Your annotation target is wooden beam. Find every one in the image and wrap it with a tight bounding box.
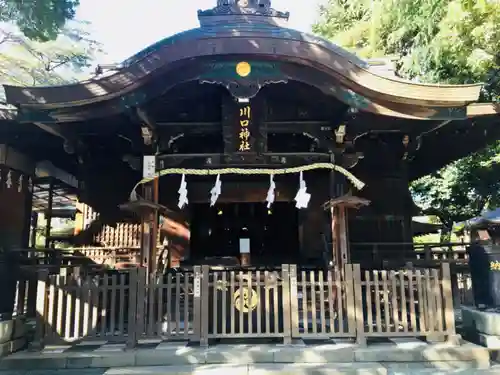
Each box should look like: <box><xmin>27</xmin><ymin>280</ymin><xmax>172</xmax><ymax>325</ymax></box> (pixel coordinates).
<box><xmin>44</xmin><ymin>178</ymin><xmax>54</xmax><ymax>248</ymax></box>
<box><xmin>156</xmin><ymin>121</ymin><xmax>331</xmax><ymax>132</ymax></box>
<box><xmin>32</xmin><ymin>122</ymin><xmax>80</xmax><ymax>155</ymax></box>
<box><xmin>221</xmin><ymin>94</ymin><xmax>235</xmax><ymax>153</ymax></box>
<box><xmin>329</xmin><ymin>153</ymin><xmax>338</xmax><ymax>268</ymax></box>
<box><xmin>150</xmin><ymin>176</ymin><xmax>159</xmax><ymax>274</ymax></box>
<box><xmin>140</xmin><ymin>184</ymin><xmax>154</xmax><ymax>273</ymax></box>
<box><xmin>338</xmin><ymin>205</ymin><xmax>349</xmax><ymax>266</ymax></box>
<box><xmin>136</xmin><ymin>108</ymin><xmax>157</xmax><ymax>131</ymax></box>
<box><xmin>156</xmin><ymin>152</ymin><xmax>332</xmax><ymax>169</ymax></box>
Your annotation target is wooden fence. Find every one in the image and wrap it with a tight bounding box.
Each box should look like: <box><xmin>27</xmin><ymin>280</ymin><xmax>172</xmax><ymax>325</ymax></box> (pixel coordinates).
<box><xmin>350</xmin><ymin>242</ymin><xmax>473</xmax><ymax>307</ymax></box>
<box><xmin>358</xmin><ymin>265</ymin><xmax>456</xmax><ymax>341</ymax></box>
<box><xmin>22</xmin><ymin>263</ymin><xmax>457</xmax><ymax>348</ymax></box>
<box><xmin>201</xmin><ymin>267</ymin><xmax>289</xmax><ymax>341</ymax></box>
<box><xmin>9</xmin><ymin>243</ymin><xmax>474</xmax><ymax>307</ymax></box>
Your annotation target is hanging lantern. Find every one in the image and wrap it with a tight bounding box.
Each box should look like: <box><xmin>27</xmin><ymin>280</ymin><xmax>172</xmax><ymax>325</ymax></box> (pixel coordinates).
<box><xmin>210</xmin><ymin>174</ymin><xmax>222</xmax><ymax>207</ymax></box>
<box><xmin>177</xmin><ymin>174</ymin><xmax>188</xmax><ymax>209</ymax></box>
<box><xmin>294</xmin><ymin>171</ymin><xmax>311</xmax><ymax>209</ymax></box>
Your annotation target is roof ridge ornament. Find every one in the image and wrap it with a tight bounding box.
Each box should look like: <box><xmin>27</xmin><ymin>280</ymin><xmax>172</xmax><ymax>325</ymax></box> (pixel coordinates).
<box><xmin>198</xmin><ymin>0</ymin><xmax>290</xmax><ymax>27</ymax></box>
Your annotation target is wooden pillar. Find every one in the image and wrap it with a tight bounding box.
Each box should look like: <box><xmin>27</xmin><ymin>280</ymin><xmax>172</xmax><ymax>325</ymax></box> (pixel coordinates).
<box><xmin>329</xmin><ymin>154</ymin><xmax>338</xmax><ymax>268</ymax></box>
<box><xmin>138</xmin><ymin>179</ymin><xmax>160</xmax><ymax>275</ymax></box>
<box><xmin>140</xmin><ymin>184</ymin><xmax>153</xmax><ymax>272</ymax></box>
<box><xmin>22</xmin><ymin>175</ymin><xmax>33</xmax><ymax>248</ymax></box>
<box><xmin>73</xmin><ymin>202</ymin><xmax>85</xmax><ymax>235</ymax></box>
<box><xmin>150</xmin><ymin>176</ymin><xmax>159</xmax><ymax>274</ymax></box>
<box><xmin>338</xmin><ymin>205</ymin><xmax>350</xmax><ymax>265</ymax></box>
<box><xmin>44</xmin><ymin>178</ymin><xmax>54</xmax><ymax>248</ymax></box>
<box><xmin>29</xmin><ymin>212</ymin><xmax>38</xmax><ymax>248</ymax></box>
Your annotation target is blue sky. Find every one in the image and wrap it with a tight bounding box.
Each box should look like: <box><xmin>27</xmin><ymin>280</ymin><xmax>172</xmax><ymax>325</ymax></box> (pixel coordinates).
<box><xmin>76</xmin><ymin>0</ymin><xmax>324</xmax><ymax>64</ymax></box>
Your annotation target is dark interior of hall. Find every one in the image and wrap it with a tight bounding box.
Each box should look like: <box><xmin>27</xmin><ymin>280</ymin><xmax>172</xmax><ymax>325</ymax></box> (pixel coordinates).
<box><xmin>189</xmin><ymin>202</ymin><xmax>299</xmax><ymax>266</ymax></box>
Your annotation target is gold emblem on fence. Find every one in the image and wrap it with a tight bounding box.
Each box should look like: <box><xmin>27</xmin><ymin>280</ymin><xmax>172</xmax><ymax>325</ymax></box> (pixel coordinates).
<box><xmin>490</xmin><ymin>261</ymin><xmax>500</xmax><ymax>271</ymax></box>
<box><xmin>233</xmin><ymin>287</ymin><xmax>258</xmax><ymax>313</ymax></box>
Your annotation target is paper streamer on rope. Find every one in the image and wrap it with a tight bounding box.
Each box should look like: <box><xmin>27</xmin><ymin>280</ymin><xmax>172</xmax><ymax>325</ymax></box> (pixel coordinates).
<box><xmin>294</xmin><ymin>171</ymin><xmax>311</xmax><ymax>209</ymax></box>
<box><xmin>177</xmin><ymin>174</ymin><xmax>188</xmax><ymax>209</ymax></box>
<box><xmin>6</xmin><ymin>171</ymin><xmax>12</xmax><ymax>189</ymax></box>
<box><xmin>129</xmin><ymin>163</ymin><xmax>365</xmax><ymax>202</ymax></box>
<box><xmin>18</xmin><ymin>175</ymin><xmax>23</xmax><ymax>193</ymax></box>
<box><xmin>265</xmin><ymin>174</ymin><xmax>276</xmax><ymax>208</ymax></box>
<box><xmin>210</xmin><ymin>174</ymin><xmax>222</xmax><ymax>206</ymax></box>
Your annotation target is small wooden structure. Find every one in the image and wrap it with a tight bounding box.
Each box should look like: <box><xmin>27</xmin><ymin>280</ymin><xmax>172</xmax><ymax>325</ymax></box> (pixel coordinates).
<box><xmin>323</xmin><ymin>194</ymin><xmax>370</xmax><ymax>268</ymax></box>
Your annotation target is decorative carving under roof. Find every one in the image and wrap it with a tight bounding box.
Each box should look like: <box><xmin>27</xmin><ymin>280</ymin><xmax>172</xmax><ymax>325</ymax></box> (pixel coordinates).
<box><xmin>198</xmin><ymin>0</ymin><xmax>290</xmax><ymax>27</ymax></box>
<box><xmin>323</xmin><ymin>195</ymin><xmax>371</xmax><ymax>210</ymax></box>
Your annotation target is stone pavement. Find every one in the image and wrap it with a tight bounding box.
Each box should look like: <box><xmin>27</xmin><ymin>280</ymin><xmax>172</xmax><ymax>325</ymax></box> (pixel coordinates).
<box><xmin>0</xmin><ymin>363</ymin><xmax>500</xmax><ymax>375</ymax></box>
<box><xmin>0</xmin><ymin>338</ymin><xmax>495</xmax><ymax>374</ymax></box>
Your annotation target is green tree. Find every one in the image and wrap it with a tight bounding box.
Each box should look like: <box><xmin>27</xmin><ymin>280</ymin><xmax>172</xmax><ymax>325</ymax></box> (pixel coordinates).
<box><xmin>411</xmin><ymin>141</ymin><xmax>500</xmax><ymax>235</ymax></box>
<box><xmin>313</xmin><ymin>0</ymin><xmax>500</xmax><ymax>100</ymax></box>
<box><xmin>313</xmin><ymin>0</ymin><xmax>500</xmax><ymax>234</ymax></box>
<box><xmin>0</xmin><ymin>21</ymin><xmax>102</xmax><ymax>87</ymax></box>
<box><xmin>0</xmin><ymin>0</ymin><xmax>80</xmax><ymax>41</ymax></box>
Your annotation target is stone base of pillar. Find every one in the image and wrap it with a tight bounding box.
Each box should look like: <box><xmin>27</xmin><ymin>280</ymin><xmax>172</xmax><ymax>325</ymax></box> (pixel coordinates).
<box><xmin>462</xmin><ymin>305</ymin><xmax>500</xmax><ymax>351</ymax></box>
<box><xmin>0</xmin><ymin>317</ymin><xmax>27</xmax><ymax>357</ymax></box>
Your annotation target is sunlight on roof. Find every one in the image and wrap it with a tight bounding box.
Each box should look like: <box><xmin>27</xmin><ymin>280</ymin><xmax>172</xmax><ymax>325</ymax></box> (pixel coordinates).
<box><xmin>76</xmin><ymin>0</ymin><xmax>325</xmax><ymax>65</ymax></box>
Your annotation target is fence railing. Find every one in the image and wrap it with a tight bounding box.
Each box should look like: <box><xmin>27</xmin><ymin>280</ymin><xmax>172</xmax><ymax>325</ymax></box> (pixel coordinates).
<box><xmin>21</xmin><ymin>262</ymin><xmax>457</xmax><ymax>349</ymax></box>
<box><xmin>350</xmin><ymin>242</ymin><xmax>469</xmax><ymax>266</ymax></box>
<box><xmin>357</xmin><ymin>266</ymin><xmax>455</xmax><ymax>341</ymax></box>
<box><xmin>349</xmin><ymin>242</ymin><xmax>473</xmax><ymax>307</ymax></box>
<box><xmin>201</xmin><ymin>267</ymin><xmax>290</xmax><ymax>341</ymax></box>
<box><xmin>289</xmin><ymin>265</ymin><xmax>357</xmax><ymax>339</ymax></box>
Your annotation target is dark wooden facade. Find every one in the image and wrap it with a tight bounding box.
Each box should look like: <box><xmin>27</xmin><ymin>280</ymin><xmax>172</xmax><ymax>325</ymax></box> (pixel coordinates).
<box><xmin>0</xmin><ymin>0</ymin><xmax>499</xmax><ymax>270</ymax></box>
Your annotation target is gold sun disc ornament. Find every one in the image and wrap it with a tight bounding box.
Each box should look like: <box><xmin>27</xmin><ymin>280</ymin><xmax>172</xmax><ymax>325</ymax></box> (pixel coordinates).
<box><xmin>236</xmin><ymin>61</ymin><xmax>251</xmax><ymax>77</ymax></box>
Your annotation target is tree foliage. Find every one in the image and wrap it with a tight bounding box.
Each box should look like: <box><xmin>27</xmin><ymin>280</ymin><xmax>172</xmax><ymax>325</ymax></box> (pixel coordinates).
<box><xmin>313</xmin><ymin>0</ymin><xmax>500</xmax><ymax>229</ymax></box>
<box><xmin>0</xmin><ymin>0</ymin><xmax>80</xmax><ymax>41</ymax></box>
<box><xmin>314</xmin><ymin>0</ymin><xmax>500</xmax><ymax>100</ymax></box>
<box><xmin>411</xmin><ymin>142</ymin><xmax>500</xmax><ymax>228</ymax></box>
<box><xmin>0</xmin><ymin>21</ymin><xmax>102</xmax><ymax>89</ymax></box>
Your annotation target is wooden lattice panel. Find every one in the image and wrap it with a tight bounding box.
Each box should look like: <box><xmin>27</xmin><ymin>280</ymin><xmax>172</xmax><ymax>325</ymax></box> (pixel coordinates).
<box><xmin>94</xmin><ymin>223</ymin><xmax>141</xmax><ymax>248</ymax></box>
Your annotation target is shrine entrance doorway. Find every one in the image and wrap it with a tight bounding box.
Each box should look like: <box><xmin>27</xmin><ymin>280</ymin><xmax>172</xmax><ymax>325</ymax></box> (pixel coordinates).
<box><xmin>190</xmin><ymin>202</ymin><xmax>299</xmax><ymax>266</ymax></box>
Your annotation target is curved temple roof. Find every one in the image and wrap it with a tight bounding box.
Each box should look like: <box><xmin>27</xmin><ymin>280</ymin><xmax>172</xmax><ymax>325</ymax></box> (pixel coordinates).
<box><xmin>0</xmin><ymin>0</ymin><xmax>492</xmax><ymax>118</ymax></box>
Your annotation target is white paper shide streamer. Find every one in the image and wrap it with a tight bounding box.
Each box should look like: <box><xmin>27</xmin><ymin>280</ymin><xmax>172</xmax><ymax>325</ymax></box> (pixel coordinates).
<box><xmin>18</xmin><ymin>175</ymin><xmax>23</xmax><ymax>192</ymax></box>
<box><xmin>177</xmin><ymin>174</ymin><xmax>189</xmax><ymax>209</ymax></box>
<box><xmin>265</xmin><ymin>174</ymin><xmax>276</xmax><ymax>208</ymax></box>
<box><xmin>210</xmin><ymin>174</ymin><xmax>222</xmax><ymax>207</ymax></box>
<box><xmin>294</xmin><ymin>171</ymin><xmax>311</xmax><ymax>209</ymax></box>
<box><xmin>6</xmin><ymin>171</ymin><xmax>12</xmax><ymax>189</ymax></box>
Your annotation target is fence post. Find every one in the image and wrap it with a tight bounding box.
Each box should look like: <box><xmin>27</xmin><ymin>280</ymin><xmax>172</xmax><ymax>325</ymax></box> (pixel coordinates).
<box><xmin>424</xmin><ymin>245</ymin><xmax>432</xmax><ymax>262</ymax></box>
<box><xmin>288</xmin><ymin>264</ymin><xmax>299</xmax><ymax>338</ymax></box>
<box><xmin>192</xmin><ymin>265</ymin><xmax>202</xmax><ymax>343</ymax></box>
<box><xmin>281</xmin><ymin>264</ymin><xmax>292</xmax><ymax>345</ymax></box>
<box><xmin>348</xmin><ymin>264</ymin><xmax>366</xmax><ymax>346</ymax></box>
<box><xmin>126</xmin><ymin>268</ymin><xmax>140</xmax><ymax>349</ymax></box>
<box><xmin>199</xmin><ymin>265</ymin><xmax>210</xmax><ymax>347</ymax></box>
<box><xmin>26</xmin><ymin>271</ymin><xmax>38</xmax><ymax>319</ymax></box>
<box><xmin>440</xmin><ymin>263</ymin><xmax>460</xmax><ymax>344</ymax></box>
<box><xmin>30</xmin><ymin>269</ymin><xmax>49</xmax><ymax>351</ymax></box>
<box><xmin>449</xmin><ymin>263</ymin><xmax>460</xmax><ymax>308</ymax></box>
<box><xmin>136</xmin><ymin>268</ymin><xmax>146</xmax><ymax>341</ymax></box>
